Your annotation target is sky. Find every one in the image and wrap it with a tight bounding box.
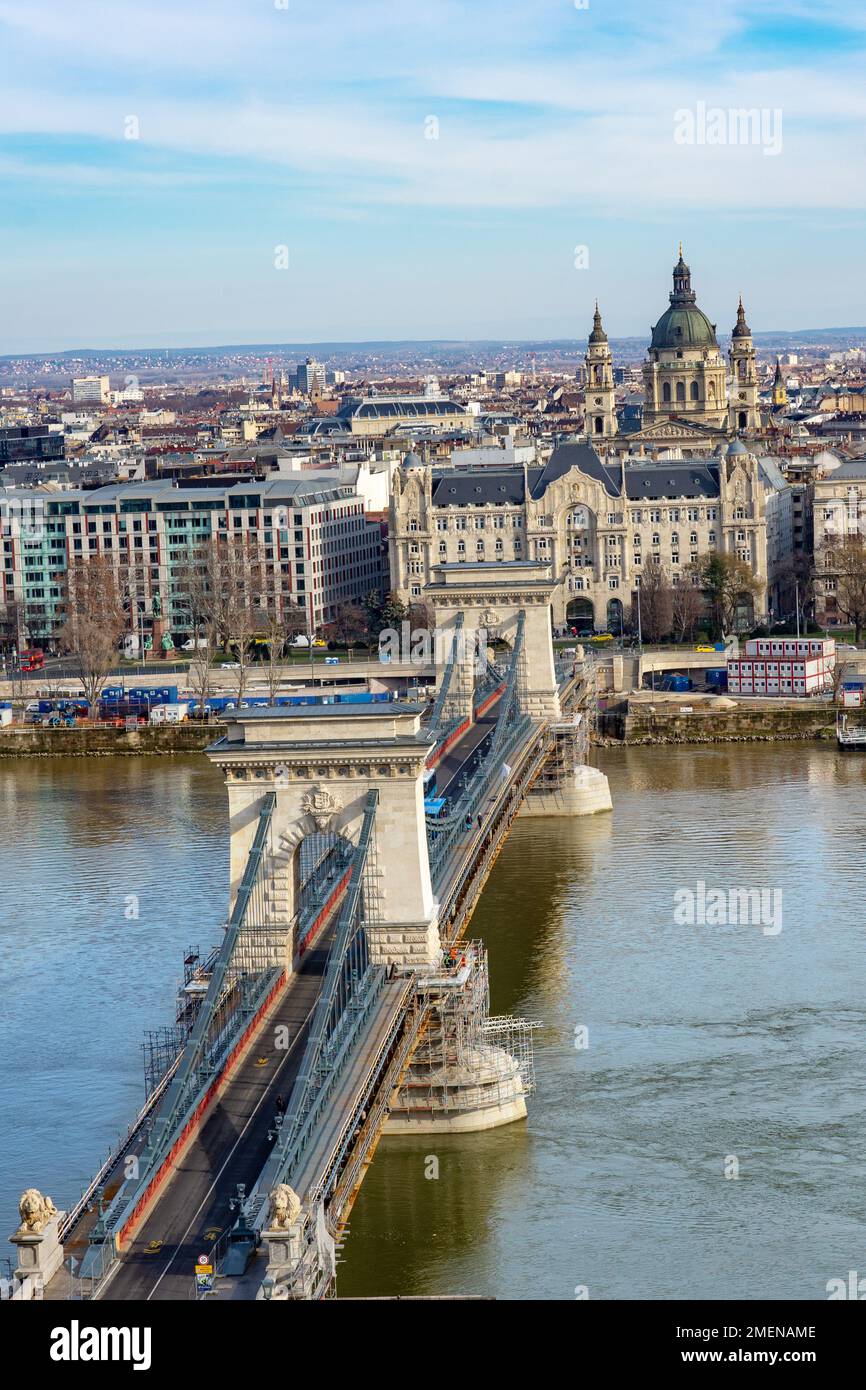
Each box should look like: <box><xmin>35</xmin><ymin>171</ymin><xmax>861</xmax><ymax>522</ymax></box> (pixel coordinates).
<box><xmin>1</xmin><ymin>0</ymin><xmax>866</xmax><ymax>353</ymax></box>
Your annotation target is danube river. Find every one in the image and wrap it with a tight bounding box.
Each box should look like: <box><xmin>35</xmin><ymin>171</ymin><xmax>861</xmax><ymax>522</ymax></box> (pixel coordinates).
<box><xmin>1</xmin><ymin>746</ymin><xmax>864</xmax><ymax>1299</ymax></box>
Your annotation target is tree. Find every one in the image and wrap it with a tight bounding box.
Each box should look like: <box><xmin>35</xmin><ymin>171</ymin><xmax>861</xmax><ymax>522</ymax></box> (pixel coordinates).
<box><xmin>671</xmin><ymin>569</ymin><xmax>705</xmax><ymax>643</ymax></box>
<box><xmin>821</xmin><ymin>534</ymin><xmax>866</xmax><ymax>643</ymax></box>
<box><xmin>631</xmin><ymin>559</ymin><xmax>672</xmax><ymax>643</ymax></box>
<box><xmin>59</xmin><ymin>555</ymin><xmax>126</xmax><ymax>709</ymax></box>
<box><xmin>325</xmin><ymin>601</ymin><xmax>369</xmax><ymax>649</ymax></box>
<box><xmin>694</xmin><ymin>552</ymin><xmax>761</xmax><ymax>639</ymax></box>
<box><xmin>217</xmin><ymin>536</ymin><xmax>267</xmax><ymax>702</ymax></box>
<box><xmin>173</xmin><ymin>544</ymin><xmax>222</xmax><ymax>714</ymax></box>
<box><xmin>364</xmin><ymin>589</ymin><xmax>406</xmax><ymax>638</ymax></box>
<box><xmin>256</xmin><ymin>584</ymin><xmax>306</xmax><ymax>703</ymax></box>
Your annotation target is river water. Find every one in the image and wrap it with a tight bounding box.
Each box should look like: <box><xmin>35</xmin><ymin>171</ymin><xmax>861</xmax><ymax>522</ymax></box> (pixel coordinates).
<box><xmin>1</xmin><ymin>746</ymin><xmax>864</xmax><ymax>1299</ymax></box>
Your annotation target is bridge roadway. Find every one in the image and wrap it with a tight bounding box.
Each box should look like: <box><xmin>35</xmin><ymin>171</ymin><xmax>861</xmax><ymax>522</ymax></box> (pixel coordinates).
<box><xmin>94</xmin><ymin>934</ymin><xmax>334</xmax><ymax>1301</ymax></box>
<box><xmin>69</xmin><ymin>710</ymin><xmax>497</xmax><ymax>1301</ymax></box>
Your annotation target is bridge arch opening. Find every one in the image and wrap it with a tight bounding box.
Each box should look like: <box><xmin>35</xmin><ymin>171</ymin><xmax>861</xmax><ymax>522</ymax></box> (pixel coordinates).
<box><xmin>272</xmin><ymin>814</ymin><xmax>355</xmax><ymax>960</ymax></box>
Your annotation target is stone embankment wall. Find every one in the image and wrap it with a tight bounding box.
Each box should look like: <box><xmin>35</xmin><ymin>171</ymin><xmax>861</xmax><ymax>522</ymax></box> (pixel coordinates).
<box><xmin>0</xmin><ymin>723</ymin><xmax>226</xmax><ymax>757</ymax></box>
<box><xmin>599</xmin><ymin>702</ymin><xmax>860</xmax><ymax>745</ymax></box>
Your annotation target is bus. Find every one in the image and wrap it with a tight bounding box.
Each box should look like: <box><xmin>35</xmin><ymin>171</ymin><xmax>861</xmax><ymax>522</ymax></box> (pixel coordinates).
<box><xmin>422</xmin><ymin>767</ymin><xmax>437</xmax><ymax>799</ymax></box>
<box><xmin>19</xmin><ymin>650</ymin><xmax>45</xmax><ymax>672</ymax></box>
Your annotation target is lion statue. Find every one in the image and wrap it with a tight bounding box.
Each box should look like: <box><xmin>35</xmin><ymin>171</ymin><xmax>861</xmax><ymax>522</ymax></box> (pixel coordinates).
<box><xmin>17</xmin><ymin>1189</ymin><xmax>57</xmax><ymax>1234</ymax></box>
<box><xmin>268</xmin><ymin>1183</ymin><xmax>301</xmax><ymax>1231</ymax></box>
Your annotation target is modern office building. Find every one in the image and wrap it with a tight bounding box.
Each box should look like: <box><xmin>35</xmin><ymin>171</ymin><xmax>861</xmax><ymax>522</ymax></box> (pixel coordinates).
<box><xmin>0</xmin><ymin>425</ymin><xmax>65</xmax><ymax>466</ymax></box>
<box><xmin>71</xmin><ymin>375</ymin><xmax>111</xmax><ymax>405</ymax></box>
<box><xmin>0</xmin><ymin>475</ymin><xmax>385</xmax><ymax>646</ymax></box>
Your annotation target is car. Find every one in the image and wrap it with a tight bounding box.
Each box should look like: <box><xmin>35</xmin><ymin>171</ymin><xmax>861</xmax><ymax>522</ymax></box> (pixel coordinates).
<box><xmin>577</xmin><ymin>628</ymin><xmax>594</xmax><ymax>639</ymax></box>
<box><xmin>695</xmin><ymin>645</ymin><xmax>715</xmax><ymax>653</ymax></box>
<box><xmin>590</xmin><ymin>632</ymin><xmax>614</xmax><ymax>644</ymax></box>
<box><xmin>312</xmin><ymin>639</ymin><xmax>327</xmax><ymax>648</ymax></box>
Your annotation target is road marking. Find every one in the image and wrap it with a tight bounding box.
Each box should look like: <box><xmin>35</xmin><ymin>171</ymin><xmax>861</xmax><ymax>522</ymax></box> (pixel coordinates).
<box><xmin>145</xmin><ymin>999</ymin><xmax>317</xmax><ymax>1300</ymax></box>
<box><xmin>97</xmin><ymin>993</ymin><xmax>317</xmax><ymax>1302</ymax></box>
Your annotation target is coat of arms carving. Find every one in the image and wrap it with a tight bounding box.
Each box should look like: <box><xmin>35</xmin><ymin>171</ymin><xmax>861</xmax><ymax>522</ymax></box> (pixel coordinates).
<box><xmin>301</xmin><ymin>785</ymin><xmax>343</xmax><ymax>830</ymax></box>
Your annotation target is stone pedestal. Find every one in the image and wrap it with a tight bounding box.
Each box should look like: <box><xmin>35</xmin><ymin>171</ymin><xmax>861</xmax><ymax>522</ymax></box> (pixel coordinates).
<box><xmin>521</xmin><ymin>764</ymin><xmax>612</xmax><ymax>817</ymax></box>
<box><xmin>152</xmin><ymin>617</ymin><xmax>175</xmax><ymax>659</ymax></box>
<box><xmin>9</xmin><ymin>1210</ymin><xmax>66</xmax><ymax>1297</ymax></box>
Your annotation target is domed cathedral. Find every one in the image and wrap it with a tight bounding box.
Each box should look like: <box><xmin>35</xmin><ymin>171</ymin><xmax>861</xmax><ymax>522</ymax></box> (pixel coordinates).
<box><xmin>642</xmin><ymin>246</ymin><xmax>729</xmax><ymax>432</ymax></box>
<box><xmin>583</xmin><ymin>303</ymin><xmax>618</xmax><ymax>440</ymax></box>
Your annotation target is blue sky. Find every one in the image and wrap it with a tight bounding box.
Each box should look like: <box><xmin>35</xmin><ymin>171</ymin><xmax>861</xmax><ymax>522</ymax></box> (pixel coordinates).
<box><xmin>1</xmin><ymin>0</ymin><xmax>866</xmax><ymax>352</ymax></box>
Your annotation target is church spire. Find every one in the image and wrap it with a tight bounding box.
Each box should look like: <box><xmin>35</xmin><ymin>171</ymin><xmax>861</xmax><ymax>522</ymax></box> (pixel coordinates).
<box><xmin>589</xmin><ymin>301</ymin><xmax>608</xmax><ymax>344</ymax></box>
<box><xmin>732</xmin><ymin>294</ymin><xmax>751</xmax><ymax>338</ymax></box>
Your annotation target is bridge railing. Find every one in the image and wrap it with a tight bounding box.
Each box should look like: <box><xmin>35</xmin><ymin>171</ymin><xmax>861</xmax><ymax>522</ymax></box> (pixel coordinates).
<box><xmin>427</xmin><ymin>610</ymin><xmax>465</xmax><ymax>742</ymax></box>
<box><xmin>426</xmin><ymin>610</ymin><xmax>530</xmax><ymax>881</ymax></box>
<box><xmin>80</xmin><ymin>792</ymin><xmax>286</xmax><ymax>1268</ymax></box>
<box><xmin>249</xmin><ymin>789</ymin><xmax>386</xmax><ymax>1225</ymax></box>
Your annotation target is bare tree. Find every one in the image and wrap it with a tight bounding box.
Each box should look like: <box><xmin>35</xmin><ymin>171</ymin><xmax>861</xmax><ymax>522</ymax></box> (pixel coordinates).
<box><xmin>58</xmin><ymin>555</ymin><xmax>126</xmax><ymax>709</ymax></box>
<box><xmin>820</xmin><ymin>534</ymin><xmax>866</xmax><ymax>643</ymax></box>
<box><xmin>631</xmin><ymin>559</ymin><xmax>672</xmax><ymax>643</ymax></box>
<box><xmin>173</xmin><ymin>544</ymin><xmax>223</xmax><ymax>714</ymax></box>
<box><xmin>671</xmin><ymin>569</ymin><xmax>705</xmax><ymax>643</ymax></box>
<box><xmin>256</xmin><ymin>582</ymin><xmax>306</xmax><ymax>703</ymax></box>
<box><xmin>324</xmin><ymin>601</ymin><xmax>369</xmax><ymax>650</ymax></box>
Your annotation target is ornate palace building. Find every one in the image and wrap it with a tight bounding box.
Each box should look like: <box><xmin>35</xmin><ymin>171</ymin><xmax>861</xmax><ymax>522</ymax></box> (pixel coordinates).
<box><xmin>389</xmin><ymin>440</ymin><xmax>793</xmax><ymax>630</ymax></box>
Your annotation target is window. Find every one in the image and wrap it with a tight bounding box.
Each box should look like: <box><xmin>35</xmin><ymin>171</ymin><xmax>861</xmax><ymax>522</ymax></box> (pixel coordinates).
<box><xmin>663</xmin><ymin>382</ymin><xmax>671</xmax><ymax>402</ymax></box>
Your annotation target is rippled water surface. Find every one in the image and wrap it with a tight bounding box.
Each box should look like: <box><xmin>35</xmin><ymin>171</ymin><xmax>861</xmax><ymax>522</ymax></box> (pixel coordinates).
<box><xmin>1</xmin><ymin>746</ymin><xmax>864</xmax><ymax>1299</ymax></box>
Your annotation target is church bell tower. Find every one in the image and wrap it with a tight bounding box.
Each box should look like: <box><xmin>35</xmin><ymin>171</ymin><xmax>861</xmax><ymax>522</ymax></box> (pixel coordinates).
<box><xmin>584</xmin><ymin>304</ymin><xmax>617</xmax><ymax>441</ymax></box>
<box><xmin>728</xmin><ymin>296</ymin><xmax>760</xmax><ymax>433</ymax></box>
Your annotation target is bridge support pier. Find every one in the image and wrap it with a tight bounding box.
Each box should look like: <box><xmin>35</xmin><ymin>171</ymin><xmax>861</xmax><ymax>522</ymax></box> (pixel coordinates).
<box><xmin>520</xmin><ymin>764</ymin><xmax>612</xmax><ymax>817</ymax></box>
<box><xmin>520</xmin><ymin>712</ymin><xmax>612</xmax><ymax>817</ymax></box>
<box><xmin>384</xmin><ymin>944</ymin><xmax>533</xmax><ymax>1134</ymax></box>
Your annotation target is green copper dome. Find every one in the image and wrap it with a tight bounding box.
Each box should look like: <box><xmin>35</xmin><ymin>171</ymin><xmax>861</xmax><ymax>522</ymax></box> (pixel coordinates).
<box><xmin>650</xmin><ymin>303</ymin><xmax>718</xmax><ymax>350</ymax></box>
<box><xmin>650</xmin><ymin>249</ymin><xmax>718</xmax><ymax>351</ymax></box>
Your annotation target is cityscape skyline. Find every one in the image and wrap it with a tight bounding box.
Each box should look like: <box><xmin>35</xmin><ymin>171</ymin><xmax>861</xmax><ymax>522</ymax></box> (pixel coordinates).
<box><xmin>2</xmin><ymin>0</ymin><xmax>866</xmax><ymax>352</ymax></box>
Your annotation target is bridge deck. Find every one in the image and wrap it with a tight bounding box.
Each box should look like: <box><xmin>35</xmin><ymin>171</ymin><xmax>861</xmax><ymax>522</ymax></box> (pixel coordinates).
<box><xmin>94</xmin><ymin>935</ymin><xmax>334</xmax><ymax>1302</ymax></box>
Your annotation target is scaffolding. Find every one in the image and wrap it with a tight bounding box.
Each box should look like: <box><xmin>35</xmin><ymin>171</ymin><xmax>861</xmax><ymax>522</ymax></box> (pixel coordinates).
<box><xmin>390</xmin><ymin>942</ymin><xmax>538</xmax><ymax>1123</ymax></box>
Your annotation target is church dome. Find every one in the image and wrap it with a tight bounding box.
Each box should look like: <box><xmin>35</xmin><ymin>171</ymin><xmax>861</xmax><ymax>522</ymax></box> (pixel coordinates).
<box><xmin>651</xmin><ymin>303</ymin><xmax>718</xmax><ymax>350</ymax></box>
<box><xmin>650</xmin><ymin>247</ymin><xmax>718</xmax><ymax>351</ymax></box>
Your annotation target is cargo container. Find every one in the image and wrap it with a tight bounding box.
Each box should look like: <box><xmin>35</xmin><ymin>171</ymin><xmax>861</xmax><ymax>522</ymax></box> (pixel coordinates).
<box><xmin>149</xmin><ymin>702</ymin><xmax>190</xmax><ymax>725</ymax></box>
<box><xmin>727</xmin><ymin>655</ymin><xmax>832</xmax><ymax>697</ymax></box>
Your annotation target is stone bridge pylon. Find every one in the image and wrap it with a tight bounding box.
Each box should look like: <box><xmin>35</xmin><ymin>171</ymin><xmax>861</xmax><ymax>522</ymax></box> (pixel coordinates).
<box><xmin>425</xmin><ymin>560</ymin><xmax>562</xmax><ymax>722</ymax></box>
<box><xmin>209</xmin><ymin>704</ymin><xmax>441</xmax><ymax>970</ymax></box>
